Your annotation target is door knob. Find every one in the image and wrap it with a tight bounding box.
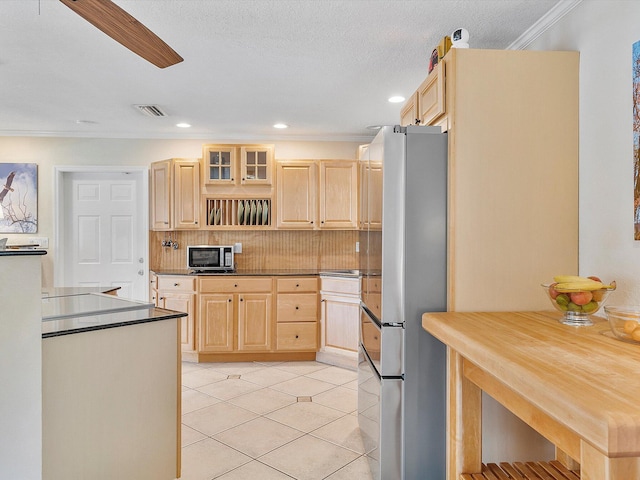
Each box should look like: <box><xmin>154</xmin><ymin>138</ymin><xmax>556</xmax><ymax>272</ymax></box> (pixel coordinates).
<box><xmin>138</xmin><ymin>257</ymin><xmax>144</xmax><ymax>264</ymax></box>
<box><xmin>138</xmin><ymin>270</ymin><xmax>144</xmax><ymax>276</ymax></box>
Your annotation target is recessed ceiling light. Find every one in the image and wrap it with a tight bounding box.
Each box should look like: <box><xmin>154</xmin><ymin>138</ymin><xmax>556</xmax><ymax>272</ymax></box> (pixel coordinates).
<box><xmin>366</xmin><ymin>125</ymin><xmax>382</xmax><ymax>130</ymax></box>
<box><xmin>388</xmin><ymin>96</ymin><xmax>405</xmax><ymax>103</ymax></box>
<box><xmin>273</xmin><ymin>123</ymin><xmax>289</xmax><ymax>129</ymax></box>
<box><xmin>76</xmin><ymin>119</ymin><xmax>98</xmax><ymax>125</ymax></box>
<box><xmin>176</xmin><ymin>123</ymin><xmax>191</xmax><ymax>128</ymax></box>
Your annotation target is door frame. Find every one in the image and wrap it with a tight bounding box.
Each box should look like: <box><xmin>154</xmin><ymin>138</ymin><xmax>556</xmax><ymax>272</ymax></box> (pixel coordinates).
<box><xmin>53</xmin><ymin>166</ymin><xmax>149</xmax><ymax>297</ymax></box>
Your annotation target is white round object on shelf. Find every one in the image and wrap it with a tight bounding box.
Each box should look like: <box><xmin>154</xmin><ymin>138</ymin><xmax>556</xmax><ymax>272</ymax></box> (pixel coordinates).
<box><xmin>451</xmin><ymin>28</ymin><xmax>469</xmax><ymax>48</ymax></box>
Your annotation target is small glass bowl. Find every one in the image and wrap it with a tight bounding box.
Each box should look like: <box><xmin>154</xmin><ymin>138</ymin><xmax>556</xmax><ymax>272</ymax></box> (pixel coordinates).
<box><xmin>541</xmin><ymin>282</ymin><xmax>615</xmax><ymax>326</ymax></box>
<box><xmin>604</xmin><ymin>306</ymin><xmax>640</xmax><ymax>344</ymax></box>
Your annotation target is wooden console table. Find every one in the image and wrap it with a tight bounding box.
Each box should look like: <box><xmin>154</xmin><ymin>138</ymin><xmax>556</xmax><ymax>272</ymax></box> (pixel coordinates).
<box><xmin>422</xmin><ymin>311</ymin><xmax>640</xmax><ymax>480</ymax></box>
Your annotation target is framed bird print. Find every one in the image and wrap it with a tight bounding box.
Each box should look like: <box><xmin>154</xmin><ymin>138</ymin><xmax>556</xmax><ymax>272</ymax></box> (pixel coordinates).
<box><xmin>0</xmin><ymin>163</ymin><xmax>37</xmax><ymax>233</ymax></box>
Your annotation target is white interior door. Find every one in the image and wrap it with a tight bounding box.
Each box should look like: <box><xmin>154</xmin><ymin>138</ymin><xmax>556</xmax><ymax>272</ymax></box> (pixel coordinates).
<box><xmin>57</xmin><ymin>169</ymin><xmax>148</xmax><ymax>301</ymax></box>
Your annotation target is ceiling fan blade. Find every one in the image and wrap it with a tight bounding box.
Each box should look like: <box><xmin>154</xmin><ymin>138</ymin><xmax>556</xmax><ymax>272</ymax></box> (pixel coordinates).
<box><xmin>59</xmin><ymin>0</ymin><xmax>183</xmax><ymax>68</ymax></box>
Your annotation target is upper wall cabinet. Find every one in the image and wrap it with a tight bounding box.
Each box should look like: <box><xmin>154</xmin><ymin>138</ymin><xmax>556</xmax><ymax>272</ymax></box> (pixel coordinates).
<box><xmin>150</xmin><ymin>158</ymin><xmax>201</xmax><ymax>231</ymax></box>
<box><xmin>400</xmin><ymin>61</ymin><xmax>446</xmax><ymax>129</ymax></box>
<box><xmin>276</xmin><ymin>160</ymin><xmax>358</xmax><ymax>230</ymax></box>
<box><xmin>202</xmin><ymin>144</ymin><xmax>274</xmax><ymax>186</ymax></box>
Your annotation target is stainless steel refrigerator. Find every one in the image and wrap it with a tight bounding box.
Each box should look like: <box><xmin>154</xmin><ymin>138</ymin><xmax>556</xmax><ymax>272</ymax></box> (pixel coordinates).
<box><xmin>358</xmin><ymin>125</ymin><xmax>448</xmax><ymax>479</ymax></box>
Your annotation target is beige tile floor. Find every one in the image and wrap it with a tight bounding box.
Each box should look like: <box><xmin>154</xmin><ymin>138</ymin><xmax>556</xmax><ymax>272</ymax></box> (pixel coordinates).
<box><xmin>178</xmin><ymin>360</ymin><xmax>374</xmax><ymax>480</ymax></box>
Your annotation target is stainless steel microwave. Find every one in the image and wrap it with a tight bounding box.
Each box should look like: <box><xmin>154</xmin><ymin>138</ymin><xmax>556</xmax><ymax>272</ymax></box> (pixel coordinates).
<box><xmin>187</xmin><ymin>245</ymin><xmax>234</xmax><ymax>272</ymax></box>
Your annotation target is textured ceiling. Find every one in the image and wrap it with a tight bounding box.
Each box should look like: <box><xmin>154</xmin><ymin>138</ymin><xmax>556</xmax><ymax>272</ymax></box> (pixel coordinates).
<box><xmin>0</xmin><ymin>0</ymin><xmax>566</xmax><ymax>141</ymax></box>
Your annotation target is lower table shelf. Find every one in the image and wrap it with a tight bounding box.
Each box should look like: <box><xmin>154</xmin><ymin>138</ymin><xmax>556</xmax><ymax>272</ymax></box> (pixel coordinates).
<box><xmin>461</xmin><ymin>461</ymin><xmax>579</xmax><ymax>480</ymax></box>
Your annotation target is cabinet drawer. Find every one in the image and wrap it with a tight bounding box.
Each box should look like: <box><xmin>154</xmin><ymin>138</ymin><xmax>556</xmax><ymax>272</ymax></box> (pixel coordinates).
<box><xmin>199</xmin><ymin>277</ymin><xmax>273</xmax><ymax>293</ymax></box>
<box><xmin>277</xmin><ymin>294</ymin><xmax>318</xmax><ymax>322</ymax></box>
<box><xmin>277</xmin><ymin>323</ymin><xmax>318</xmax><ymax>351</ymax></box>
<box><xmin>276</xmin><ymin>277</ymin><xmax>318</xmax><ymax>293</ymax></box>
<box><xmin>320</xmin><ymin>277</ymin><xmax>360</xmax><ymax>296</ymax></box>
<box><xmin>157</xmin><ymin>276</ymin><xmax>196</xmax><ymax>292</ymax></box>
<box><xmin>150</xmin><ymin>273</ymin><xmax>158</xmax><ymax>290</ymax></box>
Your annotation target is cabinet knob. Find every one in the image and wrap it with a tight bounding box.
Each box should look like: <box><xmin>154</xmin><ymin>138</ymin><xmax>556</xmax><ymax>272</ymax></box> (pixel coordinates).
<box><xmin>295</xmin><ymin>306</ymin><xmax>299</xmax><ymax>310</ymax></box>
<box><xmin>228</xmin><ymin>298</ymin><xmax>232</xmax><ymax>302</ymax></box>
<box><xmin>195</xmin><ymin>221</ymin><xmax>198</xmax><ymax>224</ymax></box>
<box><xmin>174</xmin><ymin>283</ymin><xmax>179</xmax><ymax>286</ymax></box>
<box><xmin>295</xmin><ymin>335</ymin><xmax>299</xmax><ymax>339</ymax></box>
<box><xmin>310</xmin><ymin>221</ymin><xmax>314</xmax><ymax>224</ymax></box>
<box><xmin>234</xmin><ymin>284</ymin><xmax>238</xmax><ymax>287</ymax></box>
<box><xmin>296</xmin><ymin>284</ymin><xmax>300</xmax><ymax>287</ymax></box>
<box><xmin>159</xmin><ymin>296</ymin><xmax>164</xmax><ymax>300</ymax></box>
<box><xmin>240</xmin><ymin>298</ymin><xmax>244</xmax><ymax>302</ymax></box>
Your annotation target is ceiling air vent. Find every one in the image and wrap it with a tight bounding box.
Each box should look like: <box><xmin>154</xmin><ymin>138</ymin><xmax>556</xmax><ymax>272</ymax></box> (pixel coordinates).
<box><xmin>134</xmin><ymin>105</ymin><xmax>168</xmax><ymax>117</ymax></box>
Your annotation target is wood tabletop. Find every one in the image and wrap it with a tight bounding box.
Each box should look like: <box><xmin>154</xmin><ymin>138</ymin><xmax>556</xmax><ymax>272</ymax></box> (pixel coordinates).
<box><xmin>422</xmin><ymin>311</ymin><xmax>640</xmax><ymax>458</ymax></box>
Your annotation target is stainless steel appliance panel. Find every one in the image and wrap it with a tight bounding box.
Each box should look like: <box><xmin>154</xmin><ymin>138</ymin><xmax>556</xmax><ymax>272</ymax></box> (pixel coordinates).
<box><xmin>358</xmin><ymin>346</ymin><xmax>402</xmax><ymax>480</ymax></box>
<box><xmin>358</xmin><ymin>125</ymin><xmax>448</xmax><ymax>479</ymax></box>
<box><xmin>360</xmin><ymin>305</ymin><xmax>403</xmax><ymax>377</ymax></box>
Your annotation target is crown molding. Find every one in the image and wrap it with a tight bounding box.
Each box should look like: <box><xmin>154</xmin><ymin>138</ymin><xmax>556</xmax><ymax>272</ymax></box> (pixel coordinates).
<box><xmin>508</xmin><ymin>0</ymin><xmax>583</xmax><ymax>50</ymax></box>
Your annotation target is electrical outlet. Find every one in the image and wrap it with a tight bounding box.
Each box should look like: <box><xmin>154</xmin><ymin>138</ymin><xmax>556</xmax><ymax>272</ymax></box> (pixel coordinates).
<box><xmin>234</xmin><ymin>242</ymin><xmax>242</xmax><ymax>254</ymax></box>
<box><xmin>27</xmin><ymin>237</ymin><xmax>48</xmax><ymax>248</ymax></box>
<box><xmin>355</xmin><ymin>241</ymin><xmax>359</xmax><ymax>253</ymax></box>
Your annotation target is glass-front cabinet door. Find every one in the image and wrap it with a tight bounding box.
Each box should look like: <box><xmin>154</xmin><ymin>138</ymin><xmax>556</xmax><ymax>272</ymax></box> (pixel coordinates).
<box><xmin>240</xmin><ymin>145</ymin><xmax>274</xmax><ymax>185</ymax></box>
<box><xmin>203</xmin><ymin>145</ymin><xmax>236</xmax><ymax>184</ymax></box>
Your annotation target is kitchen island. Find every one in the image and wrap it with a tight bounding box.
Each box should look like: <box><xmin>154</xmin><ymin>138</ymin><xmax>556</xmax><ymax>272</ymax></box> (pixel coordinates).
<box><xmin>42</xmin><ymin>289</ymin><xmax>186</xmax><ymax>480</ymax></box>
<box><xmin>0</xmin><ymin>249</ymin><xmax>46</xmax><ymax>479</ymax></box>
<box><xmin>422</xmin><ymin>310</ymin><xmax>640</xmax><ymax>480</ymax></box>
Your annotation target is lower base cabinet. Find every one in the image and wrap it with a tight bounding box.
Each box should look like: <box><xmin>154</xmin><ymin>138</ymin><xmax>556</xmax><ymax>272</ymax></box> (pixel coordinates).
<box><xmin>152</xmin><ymin>275</ymin><xmax>196</xmax><ymax>353</ymax></box>
<box><xmin>152</xmin><ymin>272</ymin><xmax>322</xmax><ymax>362</ymax></box>
<box><xmin>275</xmin><ymin>277</ymin><xmax>319</xmax><ymax>352</ymax></box>
<box><xmin>319</xmin><ymin>275</ymin><xmax>360</xmax><ymax>369</ymax></box>
<box><xmin>198</xmin><ymin>277</ymin><xmax>273</xmax><ymax>353</ymax></box>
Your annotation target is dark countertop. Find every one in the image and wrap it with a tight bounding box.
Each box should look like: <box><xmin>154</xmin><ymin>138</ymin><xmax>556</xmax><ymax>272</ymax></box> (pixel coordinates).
<box><xmin>42</xmin><ymin>305</ymin><xmax>186</xmax><ymax>338</ymax></box>
<box><xmin>41</xmin><ymin>289</ymin><xmax>186</xmax><ymax>338</ymax></box>
<box><xmin>0</xmin><ymin>249</ymin><xmax>47</xmax><ymax>257</ymax></box>
<box><xmin>152</xmin><ymin>268</ymin><xmax>360</xmax><ymax>277</ymax></box>
<box><xmin>42</xmin><ymin>286</ymin><xmax>121</xmax><ymax>299</ymax></box>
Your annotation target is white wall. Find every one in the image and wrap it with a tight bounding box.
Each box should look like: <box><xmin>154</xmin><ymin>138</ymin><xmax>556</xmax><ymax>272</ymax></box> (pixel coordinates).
<box><xmin>0</xmin><ymin>137</ymin><xmax>361</xmax><ymax>287</ymax></box>
<box><xmin>528</xmin><ymin>0</ymin><xmax>640</xmax><ymax>305</ymax></box>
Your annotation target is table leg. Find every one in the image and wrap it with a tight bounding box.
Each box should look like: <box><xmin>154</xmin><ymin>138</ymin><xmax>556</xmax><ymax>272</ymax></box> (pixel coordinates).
<box><xmin>556</xmin><ymin>447</ymin><xmax>580</xmax><ymax>471</ymax></box>
<box><xmin>447</xmin><ymin>348</ymin><xmax>482</xmax><ymax>480</ymax></box>
<box><xmin>580</xmin><ymin>440</ymin><xmax>640</xmax><ymax>480</ymax></box>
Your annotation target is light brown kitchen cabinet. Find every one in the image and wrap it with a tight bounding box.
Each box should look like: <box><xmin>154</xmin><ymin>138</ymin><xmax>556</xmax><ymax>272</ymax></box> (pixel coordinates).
<box><xmin>150</xmin><ymin>160</ymin><xmax>171</xmax><ymax>230</ymax></box>
<box><xmin>276</xmin><ymin>161</ymin><xmax>317</xmax><ymax>229</ymax></box>
<box><xmin>202</xmin><ymin>144</ymin><xmax>274</xmax><ymax>186</ymax></box>
<box><xmin>400</xmin><ymin>91</ymin><xmax>420</xmax><ymax>126</ymax></box>
<box><xmin>319</xmin><ymin>161</ymin><xmax>358</xmax><ymax>229</ymax></box>
<box><xmin>198</xmin><ymin>294</ymin><xmax>234</xmax><ymax>352</ymax></box>
<box><xmin>275</xmin><ymin>277</ymin><xmax>318</xmax><ymax>351</ymax></box>
<box><xmin>198</xmin><ymin>277</ymin><xmax>273</xmax><ymax>353</ymax></box>
<box><xmin>240</xmin><ymin>145</ymin><xmax>274</xmax><ymax>185</ymax></box>
<box><xmin>155</xmin><ymin>275</ymin><xmax>197</xmax><ymax>353</ymax></box>
<box><xmin>276</xmin><ymin>160</ymin><xmax>358</xmax><ymax>230</ymax></box>
<box><xmin>416</xmin><ymin>61</ymin><xmax>445</xmax><ymax>126</ymax></box>
<box><xmin>150</xmin><ymin>158</ymin><xmax>200</xmax><ymax>231</ymax></box>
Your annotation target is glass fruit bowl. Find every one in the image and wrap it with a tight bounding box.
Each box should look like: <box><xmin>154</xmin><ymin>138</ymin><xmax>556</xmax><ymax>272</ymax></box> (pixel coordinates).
<box><xmin>604</xmin><ymin>306</ymin><xmax>640</xmax><ymax>344</ymax></box>
<box><xmin>541</xmin><ymin>276</ymin><xmax>616</xmax><ymax>326</ymax></box>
